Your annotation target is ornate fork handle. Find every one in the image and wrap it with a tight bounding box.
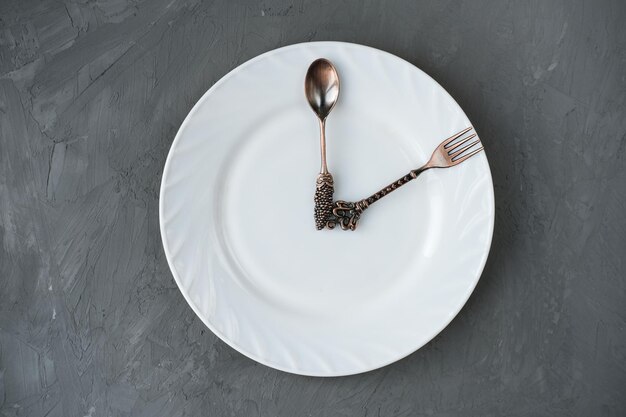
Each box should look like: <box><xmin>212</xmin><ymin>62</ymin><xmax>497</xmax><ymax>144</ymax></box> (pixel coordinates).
<box><xmin>325</xmin><ymin>168</ymin><xmax>423</xmax><ymax>231</ymax></box>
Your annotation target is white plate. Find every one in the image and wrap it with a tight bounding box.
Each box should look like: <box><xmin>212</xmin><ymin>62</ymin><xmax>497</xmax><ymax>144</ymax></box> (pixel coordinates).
<box><xmin>160</xmin><ymin>42</ymin><xmax>494</xmax><ymax>376</ymax></box>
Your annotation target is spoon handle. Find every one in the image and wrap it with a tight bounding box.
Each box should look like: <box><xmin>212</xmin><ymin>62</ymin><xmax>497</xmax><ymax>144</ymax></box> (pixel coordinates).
<box><xmin>314</xmin><ymin>118</ymin><xmax>334</xmax><ymax>229</ymax></box>
<box><xmin>314</xmin><ymin>173</ymin><xmax>334</xmax><ymax>230</ymax></box>
<box><xmin>319</xmin><ymin>119</ymin><xmax>329</xmax><ymax>174</ymax></box>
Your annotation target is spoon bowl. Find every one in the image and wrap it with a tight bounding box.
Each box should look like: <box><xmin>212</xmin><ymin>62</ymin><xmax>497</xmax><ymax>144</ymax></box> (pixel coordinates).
<box><xmin>305</xmin><ymin>59</ymin><xmax>340</xmax><ymax>120</ymax></box>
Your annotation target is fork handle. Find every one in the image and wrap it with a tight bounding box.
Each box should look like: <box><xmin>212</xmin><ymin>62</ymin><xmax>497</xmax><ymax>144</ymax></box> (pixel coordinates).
<box><xmin>358</xmin><ymin>167</ymin><xmax>425</xmax><ymax>208</ymax></box>
<box><xmin>325</xmin><ymin>168</ymin><xmax>426</xmax><ymax>231</ymax></box>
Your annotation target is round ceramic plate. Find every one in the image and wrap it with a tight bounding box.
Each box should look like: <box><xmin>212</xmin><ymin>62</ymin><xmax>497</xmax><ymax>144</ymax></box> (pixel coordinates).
<box><xmin>160</xmin><ymin>42</ymin><xmax>494</xmax><ymax>376</ymax></box>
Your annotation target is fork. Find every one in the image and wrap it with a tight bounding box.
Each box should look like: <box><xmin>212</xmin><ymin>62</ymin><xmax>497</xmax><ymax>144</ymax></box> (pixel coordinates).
<box><xmin>326</xmin><ymin>126</ymin><xmax>484</xmax><ymax>231</ymax></box>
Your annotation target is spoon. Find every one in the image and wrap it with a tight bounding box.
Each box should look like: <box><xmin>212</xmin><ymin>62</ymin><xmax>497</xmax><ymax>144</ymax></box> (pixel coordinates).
<box><xmin>305</xmin><ymin>58</ymin><xmax>340</xmax><ymax>230</ymax></box>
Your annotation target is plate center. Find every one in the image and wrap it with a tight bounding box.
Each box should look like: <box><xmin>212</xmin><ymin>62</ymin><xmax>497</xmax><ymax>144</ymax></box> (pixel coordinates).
<box><xmin>219</xmin><ymin>107</ymin><xmax>443</xmax><ymax>316</ymax></box>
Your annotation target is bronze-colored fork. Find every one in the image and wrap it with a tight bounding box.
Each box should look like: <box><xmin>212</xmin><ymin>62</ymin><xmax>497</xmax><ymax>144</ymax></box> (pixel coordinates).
<box><xmin>326</xmin><ymin>126</ymin><xmax>484</xmax><ymax>231</ymax></box>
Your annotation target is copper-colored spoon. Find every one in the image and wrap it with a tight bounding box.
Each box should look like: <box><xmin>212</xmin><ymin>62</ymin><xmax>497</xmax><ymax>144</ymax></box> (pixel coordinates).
<box><xmin>305</xmin><ymin>58</ymin><xmax>340</xmax><ymax>230</ymax></box>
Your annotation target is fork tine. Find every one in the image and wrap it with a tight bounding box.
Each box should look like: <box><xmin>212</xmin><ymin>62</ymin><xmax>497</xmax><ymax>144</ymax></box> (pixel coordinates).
<box><xmin>452</xmin><ymin>146</ymin><xmax>484</xmax><ymax>163</ymax></box>
<box><xmin>446</xmin><ymin>134</ymin><xmax>477</xmax><ymax>154</ymax></box>
<box><xmin>443</xmin><ymin>126</ymin><xmax>473</xmax><ymax>147</ymax></box>
<box><xmin>450</xmin><ymin>139</ymin><xmax>480</xmax><ymax>158</ymax></box>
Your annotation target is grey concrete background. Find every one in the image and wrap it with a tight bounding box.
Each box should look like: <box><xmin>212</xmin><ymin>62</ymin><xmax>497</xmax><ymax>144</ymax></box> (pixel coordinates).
<box><xmin>1</xmin><ymin>0</ymin><xmax>625</xmax><ymax>416</ymax></box>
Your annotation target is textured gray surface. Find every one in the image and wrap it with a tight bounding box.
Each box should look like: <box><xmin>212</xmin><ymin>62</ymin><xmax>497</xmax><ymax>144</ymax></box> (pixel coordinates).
<box><xmin>1</xmin><ymin>0</ymin><xmax>625</xmax><ymax>416</ymax></box>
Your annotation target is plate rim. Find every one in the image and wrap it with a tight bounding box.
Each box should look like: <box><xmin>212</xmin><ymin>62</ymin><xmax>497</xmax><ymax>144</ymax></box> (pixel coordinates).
<box><xmin>159</xmin><ymin>41</ymin><xmax>495</xmax><ymax>376</ymax></box>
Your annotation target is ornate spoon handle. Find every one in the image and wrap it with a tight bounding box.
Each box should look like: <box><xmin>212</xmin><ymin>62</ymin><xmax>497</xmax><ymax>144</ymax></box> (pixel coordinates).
<box><xmin>314</xmin><ymin>173</ymin><xmax>334</xmax><ymax>230</ymax></box>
